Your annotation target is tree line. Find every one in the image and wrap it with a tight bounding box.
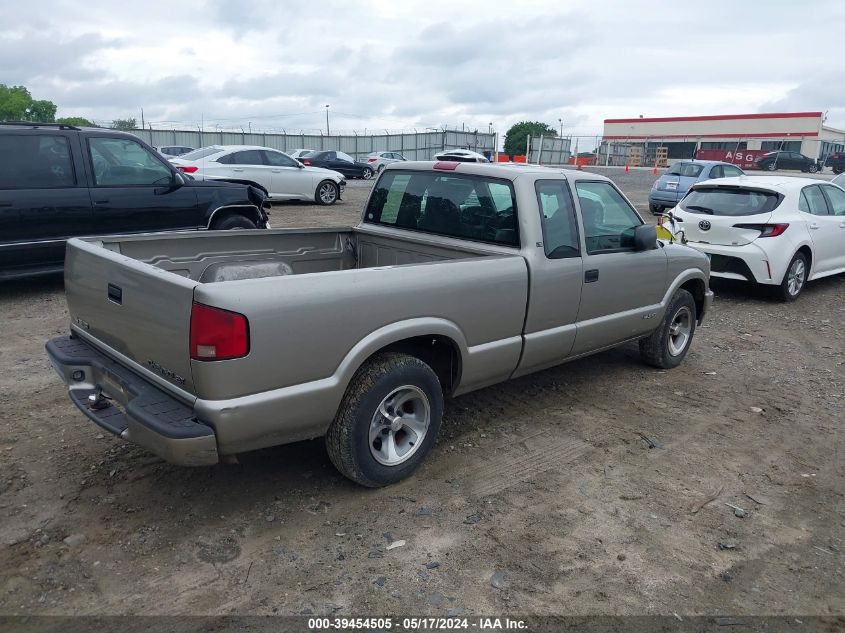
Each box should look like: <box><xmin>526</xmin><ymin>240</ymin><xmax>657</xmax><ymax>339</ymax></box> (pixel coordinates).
<box><xmin>0</xmin><ymin>84</ymin><xmax>136</xmax><ymax>129</ymax></box>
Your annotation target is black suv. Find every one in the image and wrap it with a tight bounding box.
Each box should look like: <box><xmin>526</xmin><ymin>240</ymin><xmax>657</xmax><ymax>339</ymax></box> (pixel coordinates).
<box><xmin>755</xmin><ymin>150</ymin><xmax>820</xmax><ymax>173</ymax></box>
<box><xmin>0</xmin><ymin>122</ymin><xmax>269</xmax><ymax>280</ymax></box>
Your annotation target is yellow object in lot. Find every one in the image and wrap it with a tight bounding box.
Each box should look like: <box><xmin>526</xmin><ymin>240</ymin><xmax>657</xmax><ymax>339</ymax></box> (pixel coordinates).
<box><xmin>656</xmin><ymin>224</ymin><xmax>675</xmax><ymax>241</ymax></box>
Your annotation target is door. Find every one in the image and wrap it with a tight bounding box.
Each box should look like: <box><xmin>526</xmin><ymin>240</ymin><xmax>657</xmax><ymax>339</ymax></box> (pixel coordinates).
<box><xmin>261</xmin><ymin>149</ymin><xmax>313</xmax><ymax>199</ymax></box>
<box><xmin>809</xmin><ymin>185</ymin><xmax>845</xmax><ymax>273</ymax></box>
<box><xmin>0</xmin><ymin>132</ymin><xmax>93</xmax><ymax>273</ymax></box>
<box><xmin>325</xmin><ymin>151</ymin><xmax>357</xmax><ymax>177</ymax></box>
<box><xmin>571</xmin><ymin>180</ymin><xmax>668</xmax><ymax>355</ymax></box>
<box><xmin>215</xmin><ymin>149</ymin><xmax>271</xmax><ymax>191</ymax></box>
<box><xmin>515</xmin><ymin>179</ymin><xmax>584</xmax><ymax>376</ymax></box>
<box><xmin>87</xmin><ymin>136</ymin><xmax>198</xmax><ymax>235</ymax></box>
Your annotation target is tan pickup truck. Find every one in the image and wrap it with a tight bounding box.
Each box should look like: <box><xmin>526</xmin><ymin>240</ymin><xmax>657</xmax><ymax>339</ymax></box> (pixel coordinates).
<box><xmin>47</xmin><ymin>161</ymin><xmax>713</xmax><ymax>486</ymax></box>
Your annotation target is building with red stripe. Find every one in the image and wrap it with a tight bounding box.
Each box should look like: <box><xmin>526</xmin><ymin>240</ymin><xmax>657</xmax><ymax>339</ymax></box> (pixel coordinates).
<box><xmin>599</xmin><ymin>112</ymin><xmax>845</xmax><ymax>167</ymax></box>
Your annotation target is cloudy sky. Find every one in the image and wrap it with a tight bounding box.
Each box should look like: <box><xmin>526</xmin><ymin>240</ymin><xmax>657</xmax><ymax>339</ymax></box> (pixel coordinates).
<box><xmin>2</xmin><ymin>0</ymin><xmax>843</xmax><ymax>136</ymax></box>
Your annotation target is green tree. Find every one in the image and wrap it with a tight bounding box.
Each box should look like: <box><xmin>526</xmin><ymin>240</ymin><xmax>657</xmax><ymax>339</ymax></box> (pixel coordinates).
<box><xmin>0</xmin><ymin>84</ymin><xmax>57</xmax><ymax>122</ymax></box>
<box><xmin>503</xmin><ymin>121</ymin><xmax>557</xmax><ymax>157</ymax></box>
<box><xmin>57</xmin><ymin>116</ymin><xmax>95</xmax><ymax>127</ymax></box>
<box><xmin>111</xmin><ymin>118</ymin><xmax>137</xmax><ymax>130</ymax></box>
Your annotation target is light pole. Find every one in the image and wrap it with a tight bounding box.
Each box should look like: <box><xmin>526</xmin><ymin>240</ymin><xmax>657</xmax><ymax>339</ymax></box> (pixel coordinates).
<box><xmin>325</xmin><ymin>104</ymin><xmax>330</xmax><ymax>136</ymax></box>
<box><xmin>558</xmin><ymin>118</ymin><xmax>563</xmax><ymax>137</ymax></box>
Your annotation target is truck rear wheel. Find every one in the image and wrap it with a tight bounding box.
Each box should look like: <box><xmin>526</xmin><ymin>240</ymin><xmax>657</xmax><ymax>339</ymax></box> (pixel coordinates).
<box><xmin>212</xmin><ymin>214</ymin><xmax>256</xmax><ymax>230</ymax></box>
<box><xmin>326</xmin><ymin>352</ymin><xmax>444</xmax><ymax>487</ymax></box>
<box><xmin>639</xmin><ymin>289</ymin><xmax>697</xmax><ymax>369</ymax></box>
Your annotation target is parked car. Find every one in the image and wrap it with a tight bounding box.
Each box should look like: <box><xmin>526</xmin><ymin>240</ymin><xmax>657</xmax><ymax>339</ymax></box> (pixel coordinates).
<box><xmin>433</xmin><ymin>148</ymin><xmax>489</xmax><ymax>163</ymax></box>
<box><xmin>649</xmin><ymin>160</ymin><xmax>745</xmax><ymax>213</ymax></box>
<box><xmin>170</xmin><ymin>145</ymin><xmax>346</xmax><ymax>205</ymax></box>
<box><xmin>288</xmin><ymin>149</ymin><xmax>315</xmax><ymax>160</ymax></box>
<box><xmin>367</xmin><ymin>151</ymin><xmax>407</xmax><ymax>173</ymax></box>
<box><xmin>669</xmin><ymin>176</ymin><xmax>845</xmax><ymax>300</ymax></box>
<box><xmin>755</xmin><ymin>151</ymin><xmax>820</xmax><ymax>173</ymax></box>
<box><xmin>155</xmin><ymin>145</ymin><xmax>194</xmax><ymax>158</ymax></box>
<box><xmin>0</xmin><ymin>123</ymin><xmax>268</xmax><ymax>281</ymax></box>
<box><xmin>299</xmin><ymin>150</ymin><xmax>374</xmax><ymax>179</ymax></box>
<box><xmin>824</xmin><ymin>151</ymin><xmax>845</xmax><ymax>174</ymax></box>
<box><xmin>47</xmin><ymin>161</ymin><xmax>712</xmax><ymax>486</ymax></box>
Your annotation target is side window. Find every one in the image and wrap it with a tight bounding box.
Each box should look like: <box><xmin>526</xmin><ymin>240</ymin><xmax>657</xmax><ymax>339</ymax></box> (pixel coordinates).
<box><xmin>723</xmin><ymin>165</ymin><xmax>743</xmax><ymax>177</ymax></box>
<box><xmin>336</xmin><ymin>151</ymin><xmax>354</xmax><ymax>163</ymax></box>
<box><xmin>575</xmin><ymin>181</ymin><xmax>643</xmax><ymax>254</ymax></box>
<box><xmin>88</xmin><ymin>137</ymin><xmax>172</xmax><ymax>186</ymax></box>
<box><xmin>801</xmin><ymin>186</ymin><xmax>830</xmax><ymax>216</ymax></box>
<box><xmin>709</xmin><ymin>166</ymin><xmax>723</xmax><ymax>179</ymax></box>
<box><xmin>0</xmin><ymin>134</ymin><xmax>76</xmax><ymax>189</ymax></box>
<box><xmin>228</xmin><ymin>150</ymin><xmax>264</xmax><ymax>165</ymax></box>
<box><xmin>821</xmin><ymin>185</ymin><xmax>845</xmax><ymax>216</ymax></box>
<box><xmin>263</xmin><ymin>150</ymin><xmax>298</xmax><ymax>167</ymax></box>
<box><xmin>535</xmin><ymin>180</ymin><xmax>580</xmax><ymax>259</ymax></box>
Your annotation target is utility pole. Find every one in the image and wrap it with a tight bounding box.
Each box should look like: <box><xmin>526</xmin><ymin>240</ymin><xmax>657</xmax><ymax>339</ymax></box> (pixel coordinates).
<box><xmin>141</xmin><ymin>108</ymin><xmax>145</xmax><ymax>130</ymax></box>
<box><xmin>325</xmin><ymin>104</ymin><xmax>330</xmax><ymax>136</ymax></box>
<box><xmin>558</xmin><ymin>118</ymin><xmax>563</xmax><ymax>137</ymax></box>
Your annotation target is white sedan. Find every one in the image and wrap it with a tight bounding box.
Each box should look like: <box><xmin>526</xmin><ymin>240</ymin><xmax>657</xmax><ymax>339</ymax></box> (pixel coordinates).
<box><xmin>171</xmin><ymin>145</ymin><xmax>346</xmax><ymax>205</ymax></box>
<box><xmin>670</xmin><ymin>176</ymin><xmax>845</xmax><ymax>300</ymax></box>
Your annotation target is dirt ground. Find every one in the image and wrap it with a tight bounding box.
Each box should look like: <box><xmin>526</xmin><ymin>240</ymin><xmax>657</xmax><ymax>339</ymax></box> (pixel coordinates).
<box><xmin>1</xmin><ymin>169</ymin><xmax>843</xmax><ymax>617</ymax></box>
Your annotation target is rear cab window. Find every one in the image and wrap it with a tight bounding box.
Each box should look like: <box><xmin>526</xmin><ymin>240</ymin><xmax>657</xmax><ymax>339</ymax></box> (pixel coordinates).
<box><xmin>0</xmin><ymin>134</ymin><xmax>76</xmax><ymax>188</ymax></box>
<box><xmin>681</xmin><ymin>187</ymin><xmax>782</xmax><ymax>216</ymax></box>
<box><xmin>364</xmin><ymin>170</ymin><xmax>519</xmax><ymax>247</ymax></box>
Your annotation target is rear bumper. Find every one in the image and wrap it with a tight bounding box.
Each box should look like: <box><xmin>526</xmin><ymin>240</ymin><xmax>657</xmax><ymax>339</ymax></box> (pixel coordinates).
<box><xmin>684</xmin><ymin>241</ymin><xmax>776</xmax><ymax>285</ymax></box>
<box><xmin>648</xmin><ymin>191</ymin><xmax>681</xmax><ymax>207</ymax></box>
<box><xmin>46</xmin><ymin>335</ymin><xmax>219</xmax><ymax>466</ymax></box>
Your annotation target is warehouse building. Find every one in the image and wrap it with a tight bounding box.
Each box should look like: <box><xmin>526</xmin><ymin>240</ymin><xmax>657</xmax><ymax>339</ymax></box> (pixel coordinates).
<box><xmin>598</xmin><ymin>111</ymin><xmax>845</xmax><ymax>167</ymax></box>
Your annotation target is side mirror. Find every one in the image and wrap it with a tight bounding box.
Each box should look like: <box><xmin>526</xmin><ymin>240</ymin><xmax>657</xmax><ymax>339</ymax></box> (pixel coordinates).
<box><xmin>633</xmin><ymin>224</ymin><xmax>658</xmax><ymax>251</ymax></box>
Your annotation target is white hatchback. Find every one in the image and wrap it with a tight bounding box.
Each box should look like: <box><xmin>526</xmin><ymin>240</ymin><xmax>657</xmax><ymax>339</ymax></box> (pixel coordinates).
<box><xmin>171</xmin><ymin>146</ymin><xmax>346</xmax><ymax>205</ymax></box>
<box><xmin>670</xmin><ymin>176</ymin><xmax>845</xmax><ymax>300</ymax></box>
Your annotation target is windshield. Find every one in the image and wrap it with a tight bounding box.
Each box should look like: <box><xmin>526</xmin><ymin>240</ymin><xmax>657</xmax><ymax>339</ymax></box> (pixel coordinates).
<box><xmin>681</xmin><ymin>187</ymin><xmax>781</xmax><ymax>216</ymax></box>
<box><xmin>179</xmin><ymin>147</ymin><xmax>223</xmax><ymax>160</ymax></box>
<box><xmin>667</xmin><ymin>163</ymin><xmax>704</xmax><ymax>177</ymax></box>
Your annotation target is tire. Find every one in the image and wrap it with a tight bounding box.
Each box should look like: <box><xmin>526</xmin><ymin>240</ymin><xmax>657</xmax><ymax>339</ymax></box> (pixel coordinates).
<box><xmin>834</xmin><ymin>167</ymin><xmax>843</xmax><ymax>175</ymax></box>
<box><xmin>766</xmin><ymin>163</ymin><xmax>777</xmax><ymax>171</ymax></box>
<box><xmin>808</xmin><ymin>163</ymin><xmax>819</xmax><ymax>174</ymax></box>
<box><xmin>777</xmin><ymin>251</ymin><xmax>808</xmax><ymax>302</ymax></box>
<box><xmin>362</xmin><ymin>167</ymin><xmax>374</xmax><ymax>180</ymax></box>
<box><xmin>326</xmin><ymin>352</ymin><xmax>444</xmax><ymax>487</ymax></box>
<box><xmin>639</xmin><ymin>289</ymin><xmax>697</xmax><ymax>369</ymax></box>
<box><xmin>212</xmin><ymin>214</ymin><xmax>256</xmax><ymax>230</ymax></box>
<box><xmin>315</xmin><ymin>180</ymin><xmax>339</xmax><ymax>205</ymax></box>
<box><xmin>649</xmin><ymin>203</ymin><xmax>662</xmax><ymax>215</ymax></box>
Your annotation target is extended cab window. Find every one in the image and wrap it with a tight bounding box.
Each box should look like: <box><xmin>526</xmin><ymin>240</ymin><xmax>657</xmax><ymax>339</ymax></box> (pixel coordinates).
<box><xmin>535</xmin><ymin>180</ymin><xmax>579</xmax><ymax>258</ymax></box>
<box><xmin>0</xmin><ymin>134</ymin><xmax>75</xmax><ymax>188</ymax></box>
<box><xmin>365</xmin><ymin>170</ymin><xmax>519</xmax><ymax>247</ymax></box>
<box><xmin>575</xmin><ymin>181</ymin><xmax>642</xmax><ymax>254</ymax></box>
<box><xmin>88</xmin><ymin>138</ymin><xmax>172</xmax><ymax>186</ymax></box>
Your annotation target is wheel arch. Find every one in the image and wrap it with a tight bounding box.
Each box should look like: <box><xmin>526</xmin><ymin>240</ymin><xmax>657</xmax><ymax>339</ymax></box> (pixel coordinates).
<box><xmin>207</xmin><ymin>204</ymin><xmax>263</xmax><ymax>229</ymax></box>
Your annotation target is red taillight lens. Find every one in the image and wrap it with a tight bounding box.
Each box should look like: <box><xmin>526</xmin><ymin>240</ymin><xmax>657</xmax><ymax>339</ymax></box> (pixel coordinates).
<box><xmin>177</xmin><ymin>165</ymin><xmax>198</xmax><ymax>173</ymax></box>
<box><xmin>733</xmin><ymin>223</ymin><xmax>789</xmax><ymax>238</ymax></box>
<box><xmin>367</xmin><ymin>157</ymin><xmax>376</xmax><ymax>162</ymax></box>
<box><xmin>301</xmin><ymin>159</ymin><xmax>311</xmax><ymax>165</ymax></box>
<box><xmin>190</xmin><ymin>303</ymin><xmax>249</xmax><ymax>361</ymax></box>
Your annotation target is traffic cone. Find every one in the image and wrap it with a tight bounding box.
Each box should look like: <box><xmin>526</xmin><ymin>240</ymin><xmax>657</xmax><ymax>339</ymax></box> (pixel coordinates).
<box><xmin>652</xmin><ymin>166</ymin><xmax>658</xmax><ymax>175</ymax></box>
<box><xmin>625</xmin><ymin>164</ymin><xmax>629</xmax><ymax>173</ymax></box>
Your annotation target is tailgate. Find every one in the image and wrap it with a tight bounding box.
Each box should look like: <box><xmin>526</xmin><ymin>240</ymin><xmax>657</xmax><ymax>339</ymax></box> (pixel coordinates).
<box><xmin>64</xmin><ymin>238</ymin><xmax>199</xmax><ymax>395</ymax></box>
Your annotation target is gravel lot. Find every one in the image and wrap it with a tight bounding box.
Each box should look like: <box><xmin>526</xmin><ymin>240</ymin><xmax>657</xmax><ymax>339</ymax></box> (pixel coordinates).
<box><xmin>1</xmin><ymin>167</ymin><xmax>843</xmax><ymax>618</ymax></box>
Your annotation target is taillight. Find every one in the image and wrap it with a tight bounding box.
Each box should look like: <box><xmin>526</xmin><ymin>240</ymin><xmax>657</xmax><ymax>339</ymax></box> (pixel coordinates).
<box><xmin>190</xmin><ymin>303</ymin><xmax>249</xmax><ymax>361</ymax></box>
<box><xmin>301</xmin><ymin>159</ymin><xmax>311</xmax><ymax>166</ymax></box>
<box><xmin>177</xmin><ymin>165</ymin><xmax>198</xmax><ymax>173</ymax></box>
<box><xmin>733</xmin><ymin>223</ymin><xmax>789</xmax><ymax>238</ymax></box>
<box><xmin>367</xmin><ymin>157</ymin><xmax>376</xmax><ymax>163</ymax></box>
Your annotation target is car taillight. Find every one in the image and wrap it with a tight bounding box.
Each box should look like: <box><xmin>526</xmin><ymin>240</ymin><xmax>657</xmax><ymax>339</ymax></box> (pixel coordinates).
<box><xmin>177</xmin><ymin>165</ymin><xmax>198</xmax><ymax>173</ymax></box>
<box><xmin>190</xmin><ymin>303</ymin><xmax>249</xmax><ymax>361</ymax></box>
<box><xmin>367</xmin><ymin>157</ymin><xmax>376</xmax><ymax>163</ymax></box>
<box><xmin>301</xmin><ymin>159</ymin><xmax>311</xmax><ymax>166</ymax></box>
<box><xmin>733</xmin><ymin>223</ymin><xmax>789</xmax><ymax>238</ymax></box>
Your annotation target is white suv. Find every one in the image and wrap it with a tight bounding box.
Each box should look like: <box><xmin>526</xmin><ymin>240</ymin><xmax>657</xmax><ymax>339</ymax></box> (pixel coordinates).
<box><xmin>671</xmin><ymin>176</ymin><xmax>845</xmax><ymax>300</ymax></box>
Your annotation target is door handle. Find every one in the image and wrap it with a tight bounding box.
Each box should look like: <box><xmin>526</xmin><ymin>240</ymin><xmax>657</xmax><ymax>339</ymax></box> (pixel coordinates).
<box><xmin>584</xmin><ymin>269</ymin><xmax>599</xmax><ymax>283</ymax></box>
<box><xmin>809</xmin><ymin>223</ymin><xmax>819</xmax><ymax>230</ymax></box>
<box><xmin>271</xmin><ymin>169</ymin><xmax>281</xmax><ymax>173</ymax></box>
<box><xmin>232</xmin><ymin>168</ymin><xmax>244</xmax><ymax>172</ymax></box>
<box><xmin>840</xmin><ymin>222</ymin><xmax>845</xmax><ymax>228</ymax></box>
<box><xmin>0</xmin><ymin>202</ymin><xmax>12</xmax><ymax>207</ymax></box>
<box><xmin>93</xmin><ymin>200</ymin><xmax>109</xmax><ymax>205</ymax></box>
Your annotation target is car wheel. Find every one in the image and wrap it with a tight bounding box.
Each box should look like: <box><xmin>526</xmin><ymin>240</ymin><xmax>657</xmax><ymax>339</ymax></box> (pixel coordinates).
<box><xmin>649</xmin><ymin>203</ymin><xmax>662</xmax><ymax>215</ymax></box>
<box><xmin>639</xmin><ymin>289</ymin><xmax>697</xmax><ymax>369</ymax></box>
<box><xmin>777</xmin><ymin>252</ymin><xmax>808</xmax><ymax>302</ymax></box>
<box><xmin>362</xmin><ymin>167</ymin><xmax>374</xmax><ymax>180</ymax></box>
<box><xmin>833</xmin><ymin>167</ymin><xmax>843</xmax><ymax>175</ymax></box>
<box><xmin>316</xmin><ymin>180</ymin><xmax>339</xmax><ymax>205</ymax></box>
<box><xmin>325</xmin><ymin>352</ymin><xmax>444</xmax><ymax>487</ymax></box>
<box><xmin>766</xmin><ymin>163</ymin><xmax>777</xmax><ymax>171</ymax></box>
<box><xmin>212</xmin><ymin>214</ymin><xmax>256</xmax><ymax>230</ymax></box>
<box><xmin>808</xmin><ymin>163</ymin><xmax>819</xmax><ymax>174</ymax></box>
